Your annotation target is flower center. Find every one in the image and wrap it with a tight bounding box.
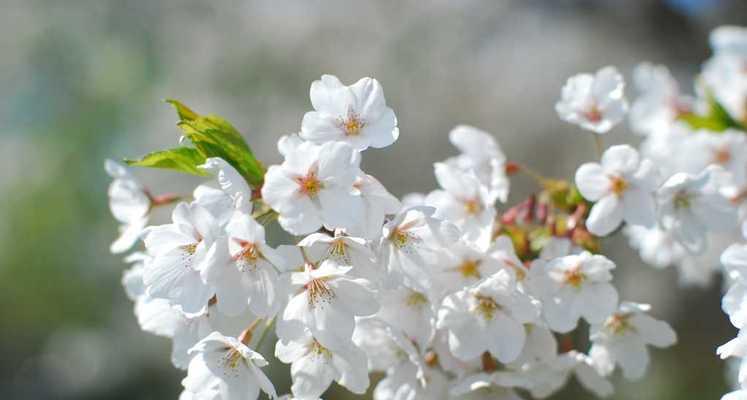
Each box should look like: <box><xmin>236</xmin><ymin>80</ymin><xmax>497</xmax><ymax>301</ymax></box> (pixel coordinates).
<box><xmin>221</xmin><ymin>347</ymin><xmax>244</xmax><ymax>370</ymax></box>
<box><xmin>673</xmin><ymin>190</ymin><xmax>691</xmax><ymax>210</ymax></box>
<box><xmin>340</xmin><ymin>110</ymin><xmax>365</xmax><ymax>136</ymax></box>
<box><xmin>305</xmin><ymin>277</ymin><xmax>334</xmax><ymax>306</ymax></box>
<box><xmin>463</xmin><ymin>198</ymin><xmax>482</xmax><ymax>216</ymax></box>
<box><xmin>310</xmin><ymin>339</ymin><xmax>333</xmax><ymax>359</ymax></box>
<box><xmin>234</xmin><ymin>240</ymin><xmax>260</xmax><ymax>269</ymax></box>
<box><xmin>604</xmin><ymin>312</ymin><xmax>634</xmax><ymax>335</ymax></box>
<box><xmin>610</xmin><ymin>175</ymin><xmax>628</xmax><ymax>196</ymax></box>
<box><xmin>390</xmin><ymin>228</ymin><xmax>414</xmax><ymax>249</ymax></box>
<box><xmin>457</xmin><ymin>259</ymin><xmax>482</xmax><ymax>279</ymax></box>
<box><xmin>182</xmin><ymin>243</ymin><xmax>198</xmax><ymax>255</ymax></box>
<box><xmin>715</xmin><ymin>148</ymin><xmax>731</xmax><ymax>165</ymax></box>
<box><xmin>585</xmin><ymin>104</ymin><xmax>603</xmax><ymax>123</ymax></box>
<box><xmin>327</xmin><ymin>238</ymin><xmax>351</xmax><ymax>265</ymax></box>
<box><xmin>295</xmin><ymin>171</ymin><xmax>324</xmax><ymax>198</ymax></box>
<box><xmin>405</xmin><ymin>290</ymin><xmax>428</xmax><ymax>307</ymax></box>
<box><xmin>563</xmin><ymin>265</ymin><xmax>586</xmax><ymax>288</ymax></box>
<box><xmin>474</xmin><ymin>294</ymin><xmax>500</xmax><ymax>320</ymax></box>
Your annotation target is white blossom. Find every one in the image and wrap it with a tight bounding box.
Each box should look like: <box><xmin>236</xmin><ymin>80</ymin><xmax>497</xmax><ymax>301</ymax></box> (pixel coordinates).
<box><xmin>182</xmin><ymin>332</ymin><xmax>276</xmax><ymax>400</ymax></box>
<box><xmin>276</xmin><ymin>329</ymin><xmax>369</xmax><ymax>399</ymax></box>
<box><xmin>536</xmin><ymin>252</ymin><xmax>618</xmax><ymax>333</ymax></box>
<box><xmin>575</xmin><ymin>145</ymin><xmax>658</xmax><ymax>236</ymax></box>
<box><xmin>589</xmin><ymin>302</ymin><xmax>677</xmax><ymax>380</ymax></box>
<box><xmin>279</xmin><ymin>260</ymin><xmax>378</xmax><ymax>345</ymax></box>
<box><xmin>437</xmin><ymin>270</ymin><xmax>539</xmax><ymax>362</ymax></box>
<box><xmin>300</xmin><ymin>75</ymin><xmax>399</xmax><ymax>151</ymax></box>
<box><xmin>142</xmin><ymin>202</ymin><xmax>223</xmax><ymax>315</ymax></box>
<box><xmin>656</xmin><ymin>165</ymin><xmax>738</xmax><ymax>254</ymax></box>
<box><xmin>555</xmin><ymin>66</ymin><xmax>628</xmax><ymax>134</ymax></box>
<box><xmin>106</xmin><ymin>159</ymin><xmax>151</xmax><ymax>253</ymax></box>
<box><xmin>262</xmin><ymin>140</ymin><xmax>363</xmax><ymax>235</ymax></box>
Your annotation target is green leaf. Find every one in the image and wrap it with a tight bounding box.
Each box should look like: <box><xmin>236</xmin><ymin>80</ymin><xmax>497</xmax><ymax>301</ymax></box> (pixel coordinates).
<box><xmin>166</xmin><ymin>99</ymin><xmax>265</xmax><ymax>187</ymax></box>
<box><xmin>678</xmin><ymin>93</ymin><xmax>744</xmax><ymax>132</ymax></box>
<box><xmin>125</xmin><ymin>147</ymin><xmax>209</xmax><ymax>177</ymax></box>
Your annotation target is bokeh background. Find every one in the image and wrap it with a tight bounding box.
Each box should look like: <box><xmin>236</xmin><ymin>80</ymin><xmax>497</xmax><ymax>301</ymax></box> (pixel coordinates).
<box><xmin>2</xmin><ymin>1</ymin><xmax>746</xmax><ymax>399</ymax></box>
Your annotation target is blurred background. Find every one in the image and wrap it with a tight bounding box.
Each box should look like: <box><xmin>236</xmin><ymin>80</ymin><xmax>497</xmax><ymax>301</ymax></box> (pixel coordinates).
<box><xmin>1</xmin><ymin>0</ymin><xmax>746</xmax><ymax>399</ymax></box>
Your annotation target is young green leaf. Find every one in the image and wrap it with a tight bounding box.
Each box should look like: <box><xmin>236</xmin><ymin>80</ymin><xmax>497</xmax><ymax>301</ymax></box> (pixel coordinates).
<box><xmin>124</xmin><ymin>147</ymin><xmax>209</xmax><ymax>177</ymax></box>
<box><xmin>678</xmin><ymin>92</ymin><xmax>744</xmax><ymax>132</ymax></box>
<box><xmin>166</xmin><ymin>99</ymin><xmax>265</xmax><ymax>187</ymax></box>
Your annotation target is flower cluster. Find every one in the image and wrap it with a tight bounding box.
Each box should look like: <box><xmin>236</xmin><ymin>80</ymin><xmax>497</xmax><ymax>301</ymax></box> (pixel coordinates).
<box><xmin>109</xmin><ymin>41</ymin><xmax>747</xmax><ymax>397</ymax></box>
<box><xmin>557</xmin><ymin>26</ymin><xmax>747</xmax><ymax>400</ymax></box>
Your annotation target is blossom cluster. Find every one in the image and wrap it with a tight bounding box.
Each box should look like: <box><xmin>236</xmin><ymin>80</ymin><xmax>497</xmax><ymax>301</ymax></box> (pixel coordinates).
<box><xmin>556</xmin><ymin>26</ymin><xmax>747</xmax><ymax>400</ymax></box>
<box><xmin>113</xmin><ymin>29</ymin><xmax>747</xmax><ymax>397</ymax></box>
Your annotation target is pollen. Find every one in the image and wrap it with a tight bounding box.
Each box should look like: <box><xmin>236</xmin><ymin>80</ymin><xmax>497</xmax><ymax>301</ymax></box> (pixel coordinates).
<box><xmin>305</xmin><ymin>277</ymin><xmax>335</xmax><ymax>307</ymax></box>
<box><xmin>457</xmin><ymin>259</ymin><xmax>482</xmax><ymax>279</ymax></box>
<box><xmin>295</xmin><ymin>171</ymin><xmax>324</xmax><ymax>198</ymax></box>
<box><xmin>610</xmin><ymin>175</ymin><xmax>628</xmax><ymax>196</ymax></box>
<box><xmin>563</xmin><ymin>265</ymin><xmax>586</xmax><ymax>288</ymax></box>
<box><xmin>182</xmin><ymin>243</ymin><xmax>198</xmax><ymax>255</ymax></box>
<box><xmin>474</xmin><ymin>294</ymin><xmax>500</xmax><ymax>320</ymax></box>
<box><xmin>463</xmin><ymin>198</ymin><xmax>482</xmax><ymax>215</ymax></box>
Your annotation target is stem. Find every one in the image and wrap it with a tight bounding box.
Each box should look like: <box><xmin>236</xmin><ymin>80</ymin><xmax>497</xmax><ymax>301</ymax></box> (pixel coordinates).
<box><xmin>593</xmin><ymin>133</ymin><xmax>604</xmax><ymax>159</ymax></box>
<box><xmin>513</xmin><ymin>163</ymin><xmax>548</xmax><ymax>186</ymax></box>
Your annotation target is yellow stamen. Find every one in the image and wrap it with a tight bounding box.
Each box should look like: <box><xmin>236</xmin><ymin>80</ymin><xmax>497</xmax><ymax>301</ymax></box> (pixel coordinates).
<box><xmin>610</xmin><ymin>175</ymin><xmax>628</xmax><ymax>196</ymax></box>
<box><xmin>457</xmin><ymin>259</ymin><xmax>482</xmax><ymax>279</ymax></box>
<box><xmin>464</xmin><ymin>198</ymin><xmax>482</xmax><ymax>215</ymax></box>
<box><xmin>405</xmin><ymin>291</ymin><xmax>428</xmax><ymax>307</ymax></box>
<box><xmin>295</xmin><ymin>171</ymin><xmax>323</xmax><ymax>198</ymax></box>
<box><xmin>305</xmin><ymin>277</ymin><xmax>334</xmax><ymax>306</ymax></box>
<box><xmin>563</xmin><ymin>265</ymin><xmax>586</xmax><ymax>288</ymax></box>
<box><xmin>475</xmin><ymin>295</ymin><xmax>500</xmax><ymax>320</ymax></box>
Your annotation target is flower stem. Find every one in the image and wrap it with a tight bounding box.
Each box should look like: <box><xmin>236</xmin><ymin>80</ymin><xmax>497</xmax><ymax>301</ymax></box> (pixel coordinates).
<box><xmin>593</xmin><ymin>134</ymin><xmax>604</xmax><ymax>159</ymax></box>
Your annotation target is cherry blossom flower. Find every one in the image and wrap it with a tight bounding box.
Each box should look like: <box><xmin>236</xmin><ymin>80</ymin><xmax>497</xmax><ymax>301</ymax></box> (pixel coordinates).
<box><xmin>575</xmin><ymin>145</ymin><xmax>659</xmax><ymax>236</ymax></box>
<box><xmin>555</xmin><ymin>66</ymin><xmax>629</xmax><ymax>134</ymax></box>
<box><xmin>262</xmin><ymin>140</ymin><xmax>363</xmax><ymax>235</ymax></box>
<box><xmin>348</xmin><ymin>173</ymin><xmax>401</xmax><ymax>239</ymax></box>
<box><xmin>200</xmin><ymin>157</ymin><xmax>253</xmax><ymax>214</ymax></box>
<box><xmin>589</xmin><ymin>302</ymin><xmax>677</xmax><ymax>380</ymax></box>
<box><xmin>437</xmin><ymin>270</ymin><xmax>539</xmax><ymax>362</ymax></box>
<box><xmin>276</xmin><ymin>329</ymin><xmax>369</xmax><ymax>399</ymax></box>
<box><xmin>629</xmin><ymin>63</ymin><xmax>691</xmax><ymax>136</ymax></box>
<box><xmin>380</xmin><ymin>206</ymin><xmax>459</xmax><ymax>292</ymax></box>
<box><xmin>445</xmin><ymin>125</ymin><xmax>510</xmax><ymax>203</ymax></box>
<box><xmin>106</xmin><ymin>159</ymin><xmax>151</xmax><ymax>253</ymax></box>
<box><xmin>536</xmin><ymin>252</ymin><xmax>618</xmax><ymax>333</ymax></box>
<box><xmin>656</xmin><ymin>165</ymin><xmax>738</xmax><ymax>254</ymax></box>
<box><xmin>300</xmin><ymin>75</ymin><xmax>399</xmax><ymax>151</ymax></box>
<box><xmin>182</xmin><ymin>332</ymin><xmax>276</xmax><ymax>400</ymax></box>
<box><xmin>426</xmin><ymin>162</ymin><xmax>497</xmax><ymax>242</ymax></box>
<box><xmin>204</xmin><ymin>212</ymin><xmax>286</xmax><ymax>317</ymax></box>
<box><xmin>142</xmin><ymin>202</ymin><xmax>223</xmax><ymax>315</ymax></box>
<box><xmin>298</xmin><ymin>232</ymin><xmax>382</xmax><ymax>281</ymax></box>
<box><xmin>279</xmin><ymin>260</ymin><xmax>378</xmax><ymax>345</ymax></box>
